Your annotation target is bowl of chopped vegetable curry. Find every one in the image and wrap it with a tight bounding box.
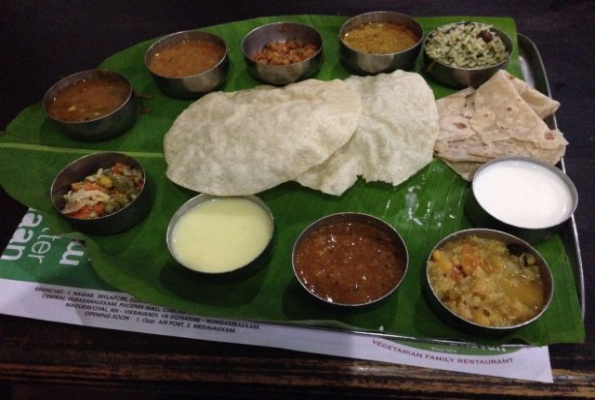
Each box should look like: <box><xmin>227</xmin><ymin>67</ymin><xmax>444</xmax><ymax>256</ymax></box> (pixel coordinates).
<box><xmin>425</xmin><ymin>228</ymin><xmax>554</xmax><ymax>335</ymax></box>
<box><xmin>51</xmin><ymin>152</ymin><xmax>152</xmax><ymax>235</ymax></box>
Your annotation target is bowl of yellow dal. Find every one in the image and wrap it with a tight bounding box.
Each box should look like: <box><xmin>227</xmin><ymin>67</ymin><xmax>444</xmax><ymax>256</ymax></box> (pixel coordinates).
<box><xmin>339</xmin><ymin>11</ymin><xmax>423</xmax><ymax>75</ymax></box>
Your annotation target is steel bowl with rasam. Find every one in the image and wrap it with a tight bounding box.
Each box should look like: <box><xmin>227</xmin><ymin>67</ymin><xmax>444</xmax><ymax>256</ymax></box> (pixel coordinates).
<box><xmin>43</xmin><ymin>70</ymin><xmax>138</xmax><ymax>141</ymax></box>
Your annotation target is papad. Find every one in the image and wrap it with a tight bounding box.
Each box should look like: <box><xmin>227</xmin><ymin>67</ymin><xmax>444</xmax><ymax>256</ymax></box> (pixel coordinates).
<box><xmin>296</xmin><ymin>70</ymin><xmax>439</xmax><ymax>196</ymax></box>
<box><xmin>164</xmin><ymin>79</ymin><xmax>362</xmax><ymax>195</ymax></box>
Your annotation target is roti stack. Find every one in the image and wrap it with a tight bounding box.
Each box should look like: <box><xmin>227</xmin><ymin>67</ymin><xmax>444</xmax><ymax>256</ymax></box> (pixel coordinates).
<box><xmin>434</xmin><ymin>70</ymin><xmax>567</xmax><ymax>180</ymax></box>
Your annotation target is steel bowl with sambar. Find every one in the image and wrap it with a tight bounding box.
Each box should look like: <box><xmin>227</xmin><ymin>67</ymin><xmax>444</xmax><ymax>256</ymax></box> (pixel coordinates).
<box><xmin>145</xmin><ymin>30</ymin><xmax>229</xmax><ymax>99</ymax></box>
<box><xmin>292</xmin><ymin>212</ymin><xmax>408</xmax><ymax>308</ymax></box>
<box><xmin>339</xmin><ymin>11</ymin><xmax>424</xmax><ymax>75</ymax></box>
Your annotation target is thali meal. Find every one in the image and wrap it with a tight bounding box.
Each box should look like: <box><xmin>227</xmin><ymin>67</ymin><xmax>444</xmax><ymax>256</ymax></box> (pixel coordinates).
<box><xmin>425</xmin><ymin>21</ymin><xmax>509</xmax><ymax>68</ymax></box>
<box><xmin>46</xmin><ymin>72</ymin><xmax>130</xmax><ymax>122</ymax></box>
<box><xmin>433</xmin><ymin>70</ymin><xmax>567</xmax><ymax>180</ymax></box>
<box><xmin>251</xmin><ymin>40</ymin><xmax>318</xmax><ymax>65</ymax></box>
<box><xmin>293</xmin><ymin>213</ymin><xmax>408</xmax><ymax>306</ymax></box>
<box><xmin>61</xmin><ymin>163</ymin><xmax>144</xmax><ymax>220</ymax></box>
<box><xmin>168</xmin><ymin>196</ymin><xmax>274</xmax><ymax>274</ymax></box>
<box><xmin>427</xmin><ymin>234</ymin><xmax>548</xmax><ymax>328</ymax></box>
<box><xmin>341</xmin><ymin>21</ymin><xmax>420</xmax><ymax>54</ymax></box>
<box><xmin>25</xmin><ymin>14</ymin><xmax>578</xmax><ymax>342</ymax></box>
<box><xmin>147</xmin><ymin>38</ymin><xmax>227</xmax><ymax>78</ymax></box>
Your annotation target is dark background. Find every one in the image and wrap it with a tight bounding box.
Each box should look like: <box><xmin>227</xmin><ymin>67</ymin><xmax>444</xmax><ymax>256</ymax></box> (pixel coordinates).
<box><xmin>1</xmin><ymin>1</ymin><xmax>594</xmax><ymax>398</ymax></box>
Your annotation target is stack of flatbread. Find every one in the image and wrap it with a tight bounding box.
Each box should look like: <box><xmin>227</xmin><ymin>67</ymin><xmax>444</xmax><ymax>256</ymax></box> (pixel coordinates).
<box><xmin>164</xmin><ymin>70</ymin><xmax>439</xmax><ymax>196</ymax></box>
<box><xmin>434</xmin><ymin>70</ymin><xmax>567</xmax><ymax>180</ymax></box>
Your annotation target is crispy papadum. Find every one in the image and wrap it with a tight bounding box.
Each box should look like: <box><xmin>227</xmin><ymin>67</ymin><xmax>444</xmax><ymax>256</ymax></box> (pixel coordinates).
<box><xmin>164</xmin><ymin>79</ymin><xmax>362</xmax><ymax>195</ymax></box>
<box><xmin>296</xmin><ymin>70</ymin><xmax>440</xmax><ymax>195</ymax></box>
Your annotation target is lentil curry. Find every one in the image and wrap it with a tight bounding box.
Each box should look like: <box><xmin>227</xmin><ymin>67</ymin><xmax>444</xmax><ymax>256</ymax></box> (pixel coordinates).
<box><xmin>342</xmin><ymin>21</ymin><xmax>420</xmax><ymax>54</ymax></box>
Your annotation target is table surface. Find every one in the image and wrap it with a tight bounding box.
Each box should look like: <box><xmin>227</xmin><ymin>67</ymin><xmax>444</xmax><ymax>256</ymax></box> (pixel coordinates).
<box><xmin>1</xmin><ymin>0</ymin><xmax>594</xmax><ymax>398</ymax></box>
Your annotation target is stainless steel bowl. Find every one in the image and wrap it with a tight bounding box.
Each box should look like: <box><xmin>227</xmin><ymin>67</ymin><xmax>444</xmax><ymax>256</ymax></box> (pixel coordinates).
<box><xmin>339</xmin><ymin>11</ymin><xmax>424</xmax><ymax>75</ymax></box>
<box><xmin>43</xmin><ymin>70</ymin><xmax>138</xmax><ymax>141</ymax></box>
<box><xmin>425</xmin><ymin>228</ymin><xmax>554</xmax><ymax>335</ymax></box>
<box><xmin>292</xmin><ymin>212</ymin><xmax>408</xmax><ymax>308</ymax></box>
<box><xmin>241</xmin><ymin>22</ymin><xmax>323</xmax><ymax>85</ymax></box>
<box><xmin>166</xmin><ymin>194</ymin><xmax>275</xmax><ymax>280</ymax></box>
<box><xmin>51</xmin><ymin>152</ymin><xmax>152</xmax><ymax>235</ymax></box>
<box><xmin>465</xmin><ymin>156</ymin><xmax>578</xmax><ymax>245</ymax></box>
<box><xmin>423</xmin><ymin>23</ymin><xmax>513</xmax><ymax>88</ymax></box>
<box><xmin>145</xmin><ymin>30</ymin><xmax>229</xmax><ymax>99</ymax></box>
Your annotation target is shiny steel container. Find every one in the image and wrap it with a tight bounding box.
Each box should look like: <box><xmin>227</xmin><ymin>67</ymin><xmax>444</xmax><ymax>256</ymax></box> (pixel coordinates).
<box><xmin>292</xmin><ymin>212</ymin><xmax>409</xmax><ymax>308</ymax></box>
<box><xmin>423</xmin><ymin>25</ymin><xmax>513</xmax><ymax>88</ymax></box>
<box><xmin>51</xmin><ymin>152</ymin><xmax>152</xmax><ymax>235</ymax></box>
<box><xmin>145</xmin><ymin>30</ymin><xmax>229</xmax><ymax>99</ymax></box>
<box><xmin>425</xmin><ymin>228</ymin><xmax>554</xmax><ymax>335</ymax></box>
<box><xmin>43</xmin><ymin>70</ymin><xmax>138</xmax><ymax>141</ymax></box>
<box><xmin>465</xmin><ymin>156</ymin><xmax>578</xmax><ymax>245</ymax></box>
<box><xmin>241</xmin><ymin>22</ymin><xmax>323</xmax><ymax>85</ymax></box>
<box><xmin>339</xmin><ymin>11</ymin><xmax>424</xmax><ymax>75</ymax></box>
<box><xmin>166</xmin><ymin>194</ymin><xmax>275</xmax><ymax>281</ymax></box>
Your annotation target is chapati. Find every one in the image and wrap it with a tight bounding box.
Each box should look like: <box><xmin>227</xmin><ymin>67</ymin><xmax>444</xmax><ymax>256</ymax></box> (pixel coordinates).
<box><xmin>434</xmin><ymin>70</ymin><xmax>567</xmax><ymax>180</ymax></box>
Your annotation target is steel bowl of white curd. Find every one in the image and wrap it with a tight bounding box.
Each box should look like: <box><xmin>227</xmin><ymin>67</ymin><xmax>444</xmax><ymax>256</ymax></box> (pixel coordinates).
<box><xmin>465</xmin><ymin>156</ymin><xmax>578</xmax><ymax>244</ymax></box>
<box><xmin>166</xmin><ymin>194</ymin><xmax>274</xmax><ymax>279</ymax></box>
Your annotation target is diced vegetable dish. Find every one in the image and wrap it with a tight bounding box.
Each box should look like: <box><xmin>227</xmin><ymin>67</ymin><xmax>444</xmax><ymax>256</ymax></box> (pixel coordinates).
<box><xmin>62</xmin><ymin>163</ymin><xmax>144</xmax><ymax>219</ymax></box>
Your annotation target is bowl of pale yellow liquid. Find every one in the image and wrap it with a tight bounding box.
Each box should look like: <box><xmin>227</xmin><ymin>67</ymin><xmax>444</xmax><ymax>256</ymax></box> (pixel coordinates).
<box><xmin>166</xmin><ymin>194</ymin><xmax>274</xmax><ymax>277</ymax></box>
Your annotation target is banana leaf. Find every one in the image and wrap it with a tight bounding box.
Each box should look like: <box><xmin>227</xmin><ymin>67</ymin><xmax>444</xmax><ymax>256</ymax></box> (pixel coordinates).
<box><xmin>0</xmin><ymin>15</ymin><xmax>584</xmax><ymax>346</ymax></box>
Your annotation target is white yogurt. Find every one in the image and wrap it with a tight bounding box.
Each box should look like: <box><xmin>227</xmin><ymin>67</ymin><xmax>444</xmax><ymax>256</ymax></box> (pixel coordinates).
<box><xmin>171</xmin><ymin>197</ymin><xmax>273</xmax><ymax>273</ymax></box>
<box><xmin>473</xmin><ymin>159</ymin><xmax>574</xmax><ymax>229</ymax></box>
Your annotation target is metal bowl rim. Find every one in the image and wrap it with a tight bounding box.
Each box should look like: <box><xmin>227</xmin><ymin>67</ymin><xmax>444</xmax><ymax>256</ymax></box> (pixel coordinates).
<box><xmin>339</xmin><ymin>11</ymin><xmax>424</xmax><ymax>56</ymax></box>
<box><xmin>144</xmin><ymin>30</ymin><xmax>229</xmax><ymax>80</ymax></box>
<box><xmin>166</xmin><ymin>193</ymin><xmax>275</xmax><ymax>274</ymax></box>
<box><xmin>42</xmin><ymin>69</ymin><xmax>135</xmax><ymax>125</ymax></box>
<box><xmin>471</xmin><ymin>156</ymin><xmax>579</xmax><ymax>230</ymax></box>
<box><xmin>425</xmin><ymin>227</ymin><xmax>555</xmax><ymax>331</ymax></box>
<box><xmin>292</xmin><ymin>212</ymin><xmax>409</xmax><ymax>308</ymax></box>
<box><xmin>50</xmin><ymin>151</ymin><xmax>148</xmax><ymax>221</ymax></box>
<box><xmin>423</xmin><ymin>24</ymin><xmax>513</xmax><ymax>71</ymax></box>
<box><xmin>241</xmin><ymin>21</ymin><xmax>324</xmax><ymax>66</ymax></box>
